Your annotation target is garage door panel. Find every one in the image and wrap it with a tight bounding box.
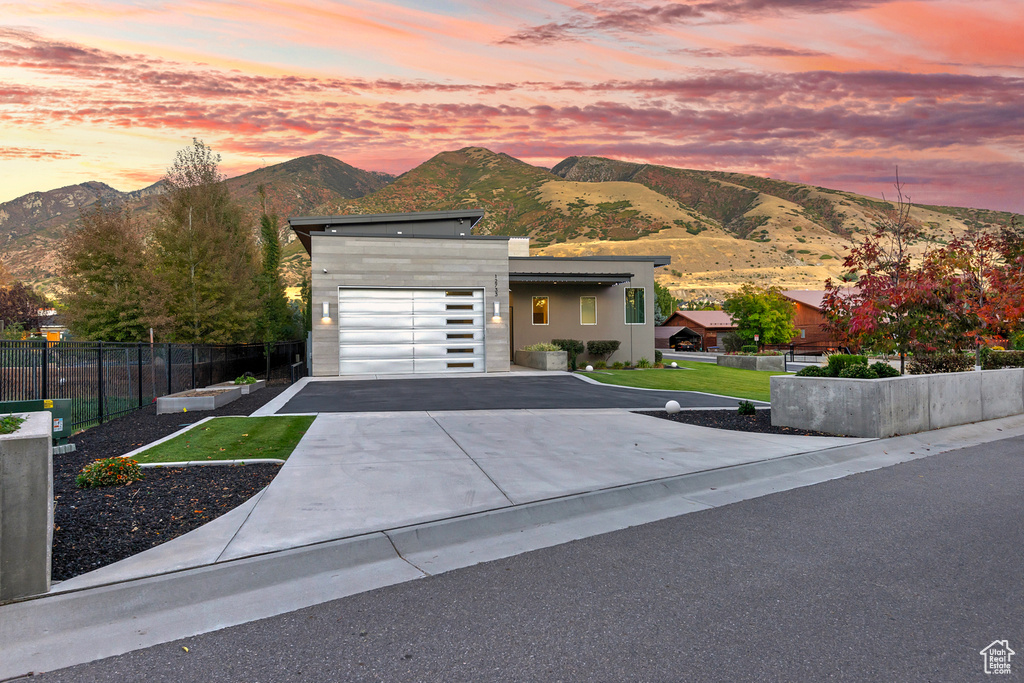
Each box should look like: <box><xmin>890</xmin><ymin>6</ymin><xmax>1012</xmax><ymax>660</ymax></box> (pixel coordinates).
<box><xmin>337</xmin><ymin>288</ymin><xmax>485</xmax><ymax>375</ymax></box>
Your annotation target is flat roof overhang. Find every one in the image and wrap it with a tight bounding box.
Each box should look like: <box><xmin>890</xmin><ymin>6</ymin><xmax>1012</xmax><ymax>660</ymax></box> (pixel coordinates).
<box><xmin>290</xmin><ymin>209</ymin><xmax>486</xmax><ymax>254</ymax></box>
<box><xmin>509</xmin><ymin>272</ymin><xmax>634</xmax><ymax>285</ymax></box>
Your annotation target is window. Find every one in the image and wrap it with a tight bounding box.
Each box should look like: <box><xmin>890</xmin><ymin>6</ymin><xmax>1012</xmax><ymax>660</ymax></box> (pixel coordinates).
<box><xmin>625</xmin><ymin>288</ymin><xmax>645</xmax><ymax>325</ymax></box>
<box><xmin>580</xmin><ymin>296</ymin><xmax>597</xmax><ymax>325</ymax></box>
<box><xmin>532</xmin><ymin>296</ymin><xmax>549</xmax><ymax>325</ymax></box>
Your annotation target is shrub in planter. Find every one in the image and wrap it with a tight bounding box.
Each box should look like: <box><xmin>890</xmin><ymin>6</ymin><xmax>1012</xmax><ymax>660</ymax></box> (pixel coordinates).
<box><xmin>654</xmin><ymin>350</ymin><xmax>663</xmax><ymax>364</ymax></box>
<box><xmin>838</xmin><ymin>364</ymin><xmax>879</xmax><ymax>379</ymax></box>
<box><xmin>795</xmin><ymin>365</ymin><xmax>828</xmax><ymax>377</ymax></box>
<box><xmin>871</xmin><ymin>362</ymin><xmax>901</xmax><ymax>378</ymax></box>
<box><xmin>636</xmin><ymin>357</ymin><xmax>651</xmax><ymax>368</ymax></box>
<box><xmin>737</xmin><ymin>400</ymin><xmax>756</xmax><ymax>415</ymax></box>
<box><xmin>522</xmin><ymin>342</ymin><xmax>561</xmax><ymax>352</ymax></box>
<box><xmin>77</xmin><ymin>458</ymin><xmax>143</xmax><ymax>489</ymax></box>
<box><xmin>0</xmin><ymin>414</ymin><xmax>25</xmax><ymax>435</ymax></box>
<box><xmin>982</xmin><ymin>349</ymin><xmax>1024</xmax><ymax>370</ymax></box>
<box><xmin>908</xmin><ymin>353</ymin><xmax>974</xmax><ymax>374</ymax></box>
<box><xmin>612</xmin><ymin>361</ymin><xmax>624</xmax><ymax>369</ymax></box>
<box><xmin>552</xmin><ymin>339</ymin><xmax>585</xmax><ymax>370</ymax></box>
<box><xmin>740</xmin><ymin>344</ymin><xmax>758</xmax><ymax>354</ymax></box>
<box><xmin>593</xmin><ymin>360</ymin><xmax>607</xmax><ymax>369</ymax></box>
<box><xmin>826</xmin><ymin>354</ymin><xmax>867</xmax><ymax>375</ymax></box>
<box><xmin>587</xmin><ymin>339</ymin><xmax>621</xmax><ymax>361</ymax></box>
<box><xmin>720</xmin><ymin>332</ymin><xmax>743</xmax><ymax>353</ymax></box>
<box><xmin>234</xmin><ymin>373</ymin><xmax>258</xmax><ymax>385</ymax></box>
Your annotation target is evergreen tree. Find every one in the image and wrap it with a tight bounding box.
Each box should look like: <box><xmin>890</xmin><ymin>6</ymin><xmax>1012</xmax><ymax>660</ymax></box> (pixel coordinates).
<box><xmin>57</xmin><ymin>203</ymin><xmax>153</xmax><ymax>341</ymax></box>
<box><xmin>255</xmin><ymin>186</ymin><xmax>292</xmax><ymax>344</ymax></box>
<box><xmin>654</xmin><ymin>281</ymin><xmax>678</xmax><ymax>325</ymax></box>
<box><xmin>151</xmin><ymin>139</ymin><xmax>257</xmax><ymax>343</ymax></box>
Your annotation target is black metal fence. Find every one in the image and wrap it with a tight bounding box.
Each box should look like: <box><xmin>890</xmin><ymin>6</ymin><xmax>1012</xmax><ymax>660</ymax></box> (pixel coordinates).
<box><xmin>0</xmin><ymin>340</ymin><xmax>305</xmax><ymax>430</ymax></box>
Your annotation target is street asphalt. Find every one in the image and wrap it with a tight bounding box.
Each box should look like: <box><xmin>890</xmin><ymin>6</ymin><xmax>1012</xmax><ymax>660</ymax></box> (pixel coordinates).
<box><xmin>34</xmin><ymin>433</ymin><xmax>1024</xmax><ymax>682</ymax></box>
<box><xmin>277</xmin><ymin>374</ymin><xmax>749</xmax><ymax>413</ymax></box>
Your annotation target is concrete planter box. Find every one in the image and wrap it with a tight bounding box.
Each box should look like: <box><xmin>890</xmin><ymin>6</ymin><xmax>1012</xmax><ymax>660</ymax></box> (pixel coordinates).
<box><xmin>156</xmin><ymin>386</ymin><xmax>243</xmax><ymax>415</ymax></box>
<box><xmin>207</xmin><ymin>379</ymin><xmax>266</xmax><ymax>395</ymax></box>
<box><xmin>514</xmin><ymin>350</ymin><xmax>568</xmax><ymax>371</ymax></box>
<box><xmin>717</xmin><ymin>354</ymin><xmax>786</xmax><ymax>372</ymax></box>
<box><xmin>0</xmin><ymin>411</ymin><xmax>52</xmax><ymax>601</ymax></box>
<box><xmin>771</xmin><ymin>368</ymin><xmax>1024</xmax><ymax>438</ymax></box>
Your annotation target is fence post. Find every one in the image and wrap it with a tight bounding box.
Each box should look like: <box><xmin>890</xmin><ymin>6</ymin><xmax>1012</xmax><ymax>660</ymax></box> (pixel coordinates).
<box><xmin>137</xmin><ymin>342</ymin><xmax>143</xmax><ymax>408</ymax></box>
<box><xmin>167</xmin><ymin>343</ymin><xmax>172</xmax><ymax>395</ymax></box>
<box><xmin>97</xmin><ymin>341</ymin><xmax>105</xmax><ymax>424</ymax></box>
<box><xmin>40</xmin><ymin>342</ymin><xmax>48</xmax><ymax>401</ymax></box>
<box><xmin>191</xmin><ymin>344</ymin><xmax>197</xmax><ymax>389</ymax></box>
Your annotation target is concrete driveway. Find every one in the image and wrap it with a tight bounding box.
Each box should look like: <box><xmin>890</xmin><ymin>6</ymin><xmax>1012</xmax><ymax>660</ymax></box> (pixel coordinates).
<box><xmin>271</xmin><ymin>374</ymin><xmax>751</xmax><ymax>413</ymax></box>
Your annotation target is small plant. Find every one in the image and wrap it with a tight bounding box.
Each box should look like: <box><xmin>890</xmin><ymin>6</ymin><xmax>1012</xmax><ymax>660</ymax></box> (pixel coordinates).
<box><xmin>0</xmin><ymin>414</ymin><xmax>26</xmax><ymax>435</ymax></box>
<box><xmin>551</xmin><ymin>339</ymin><xmax>585</xmax><ymax>371</ymax></box>
<box><xmin>870</xmin><ymin>362</ymin><xmax>900</xmax><ymax>378</ymax></box>
<box><xmin>234</xmin><ymin>373</ymin><xmax>258</xmax><ymax>385</ymax></box>
<box><xmin>654</xmin><ymin>350</ymin><xmax>663</xmax><ymax>364</ymax></box>
<box><xmin>720</xmin><ymin>332</ymin><xmax>744</xmax><ymax>353</ymax></box>
<box><xmin>636</xmin><ymin>357</ymin><xmax>651</xmax><ymax>368</ymax></box>
<box><xmin>826</xmin><ymin>354</ymin><xmax>868</xmax><ymax>376</ymax></box>
<box><xmin>740</xmin><ymin>344</ymin><xmax>758</xmax><ymax>354</ymax></box>
<box><xmin>76</xmin><ymin>457</ymin><xmax>143</xmax><ymax>489</ymax></box>
<box><xmin>522</xmin><ymin>342</ymin><xmax>561</xmax><ymax>352</ymax></box>
<box><xmin>612</xmin><ymin>361</ymin><xmax>624</xmax><ymax>369</ymax></box>
<box><xmin>593</xmin><ymin>360</ymin><xmax>607</xmax><ymax>369</ymax></box>
<box><xmin>737</xmin><ymin>400</ymin><xmax>756</xmax><ymax>415</ymax></box>
<box><xmin>838</xmin><ymin>364</ymin><xmax>879</xmax><ymax>379</ymax></box>
<box><xmin>795</xmin><ymin>366</ymin><xmax>828</xmax><ymax>377</ymax></box>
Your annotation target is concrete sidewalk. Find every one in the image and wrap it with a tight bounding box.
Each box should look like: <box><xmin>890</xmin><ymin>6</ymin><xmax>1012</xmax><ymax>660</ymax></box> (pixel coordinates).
<box><xmin>6</xmin><ymin>408</ymin><xmax>1024</xmax><ymax>678</ymax></box>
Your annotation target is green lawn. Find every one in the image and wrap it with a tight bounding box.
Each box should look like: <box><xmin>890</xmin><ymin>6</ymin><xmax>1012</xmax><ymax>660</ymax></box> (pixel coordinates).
<box><xmin>131</xmin><ymin>416</ymin><xmax>316</xmax><ymax>464</ymax></box>
<box><xmin>581</xmin><ymin>362</ymin><xmax>790</xmax><ymax>402</ymax></box>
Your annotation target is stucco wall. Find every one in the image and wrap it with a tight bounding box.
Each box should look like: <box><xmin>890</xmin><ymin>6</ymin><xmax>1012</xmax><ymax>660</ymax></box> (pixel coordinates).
<box><xmin>509</xmin><ymin>260</ymin><xmax>656</xmax><ymax>365</ymax></box>
<box><xmin>310</xmin><ymin>234</ymin><xmax>510</xmax><ymax>375</ymax></box>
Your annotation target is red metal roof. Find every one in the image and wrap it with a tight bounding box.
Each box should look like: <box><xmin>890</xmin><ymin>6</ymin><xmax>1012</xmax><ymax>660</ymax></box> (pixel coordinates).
<box><xmin>667</xmin><ymin>310</ymin><xmax>735</xmax><ymax>328</ymax></box>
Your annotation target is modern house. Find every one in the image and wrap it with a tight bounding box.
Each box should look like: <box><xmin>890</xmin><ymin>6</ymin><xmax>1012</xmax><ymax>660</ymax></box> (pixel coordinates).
<box><xmin>289</xmin><ymin>210</ymin><xmax>669</xmax><ymax>376</ymax></box>
<box><xmin>661</xmin><ymin>310</ymin><xmax>737</xmax><ymax>351</ymax></box>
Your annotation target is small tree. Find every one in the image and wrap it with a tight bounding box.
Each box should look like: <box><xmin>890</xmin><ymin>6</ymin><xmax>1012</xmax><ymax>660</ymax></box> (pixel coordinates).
<box><xmin>823</xmin><ymin>171</ymin><xmax>924</xmax><ymax>374</ymax></box>
<box><xmin>0</xmin><ymin>281</ymin><xmax>45</xmax><ymax>333</ymax></box>
<box><xmin>58</xmin><ymin>203</ymin><xmax>154</xmax><ymax>341</ymax></box>
<box><xmin>255</xmin><ymin>187</ymin><xmax>293</xmax><ymax>340</ymax></box>
<box><xmin>722</xmin><ymin>284</ymin><xmax>797</xmax><ymax>348</ymax></box>
<box><xmin>654</xmin><ymin>282</ymin><xmax>678</xmax><ymax>325</ymax></box>
<box><xmin>552</xmin><ymin>338</ymin><xmax>584</xmax><ymax>370</ymax></box>
<box><xmin>586</xmin><ymin>339</ymin><xmax>621</xmax><ymax>361</ymax></box>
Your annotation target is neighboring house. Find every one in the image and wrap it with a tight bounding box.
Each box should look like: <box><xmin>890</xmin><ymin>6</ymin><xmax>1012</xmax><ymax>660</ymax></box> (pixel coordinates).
<box><xmin>662</xmin><ymin>310</ymin><xmax>736</xmax><ymax>351</ymax></box>
<box><xmin>654</xmin><ymin>325</ymin><xmax>701</xmax><ymax>349</ymax></box>
<box><xmin>780</xmin><ymin>289</ymin><xmax>852</xmax><ymax>349</ymax></box>
<box><xmin>289</xmin><ymin>210</ymin><xmax>669</xmax><ymax>376</ymax></box>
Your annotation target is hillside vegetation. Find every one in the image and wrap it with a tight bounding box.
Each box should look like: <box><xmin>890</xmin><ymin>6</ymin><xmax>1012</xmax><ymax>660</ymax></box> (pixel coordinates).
<box><xmin>2</xmin><ymin>147</ymin><xmax>1019</xmax><ymax>302</ymax></box>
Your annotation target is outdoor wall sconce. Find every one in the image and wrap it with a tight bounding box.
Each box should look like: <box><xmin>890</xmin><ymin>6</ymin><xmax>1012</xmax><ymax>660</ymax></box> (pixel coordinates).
<box><xmin>322</xmin><ymin>301</ymin><xmax>330</xmax><ymax>321</ymax></box>
<box><xmin>492</xmin><ymin>300</ymin><xmax>501</xmax><ymax>322</ymax></box>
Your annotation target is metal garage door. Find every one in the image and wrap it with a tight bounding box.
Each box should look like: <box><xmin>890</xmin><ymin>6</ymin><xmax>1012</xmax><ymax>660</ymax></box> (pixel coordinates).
<box><xmin>337</xmin><ymin>288</ymin><xmax>485</xmax><ymax>375</ymax></box>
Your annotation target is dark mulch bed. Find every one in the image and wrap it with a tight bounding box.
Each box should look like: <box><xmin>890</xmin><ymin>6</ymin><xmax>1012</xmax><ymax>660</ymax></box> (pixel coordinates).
<box><xmin>635</xmin><ymin>408</ymin><xmax>845</xmax><ymax>437</ymax></box>
<box><xmin>53</xmin><ymin>385</ymin><xmax>290</xmax><ymax>581</ymax></box>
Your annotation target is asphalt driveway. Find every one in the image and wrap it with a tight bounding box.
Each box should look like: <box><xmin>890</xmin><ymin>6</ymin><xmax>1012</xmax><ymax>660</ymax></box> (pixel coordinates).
<box><xmin>276</xmin><ymin>374</ymin><xmax>749</xmax><ymax>413</ymax></box>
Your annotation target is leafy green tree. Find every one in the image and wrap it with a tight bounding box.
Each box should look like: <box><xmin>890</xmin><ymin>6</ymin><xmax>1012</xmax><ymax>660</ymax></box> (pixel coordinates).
<box><xmin>723</xmin><ymin>284</ymin><xmax>797</xmax><ymax>347</ymax></box>
<box><xmin>654</xmin><ymin>281</ymin><xmax>678</xmax><ymax>325</ymax></box>
<box><xmin>255</xmin><ymin>186</ymin><xmax>292</xmax><ymax>344</ymax></box>
<box><xmin>58</xmin><ymin>203</ymin><xmax>153</xmax><ymax>341</ymax></box>
<box><xmin>151</xmin><ymin>139</ymin><xmax>257</xmax><ymax>343</ymax></box>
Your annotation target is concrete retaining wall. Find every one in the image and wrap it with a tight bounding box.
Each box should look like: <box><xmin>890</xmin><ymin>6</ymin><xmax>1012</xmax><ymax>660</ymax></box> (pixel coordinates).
<box><xmin>0</xmin><ymin>411</ymin><xmax>52</xmax><ymax>602</ymax></box>
<box><xmin>771</xmin><ymin>368</ymin><xmax>1024</xmax><ymax>437</ymax></box>
<box><xmin>717</xmin><ymin>354</ymin><xmax>786</xmax><ymax>372</ymax></box>
<box><xmin>209</xmin><ymin>380</ymin><xmax>266</xmax><ymax>395</ymax></box>
<box><xmin>514</xmin><ymin>350</ymin><xmax>568</xmax><ymax>371</ymax></box>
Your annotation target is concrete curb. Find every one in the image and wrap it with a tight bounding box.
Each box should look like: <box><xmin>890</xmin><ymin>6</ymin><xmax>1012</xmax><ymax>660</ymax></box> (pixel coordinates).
<box><xmin>139</xmin><ymin>459</ymin><xmax>286</xmax><ymax>469</ymax></box>
<box><xmin>117</xmin><ymin>417</ymin><xmax>217</xmax><ymax>459</ymax></box>
<box><xmin>249</xmin><ymin>377</ymin><xmax>312</xmax><ymax>417</ymax></box>
<box><xmin>570</xmin><ymin>371</ymin><xmax>771</xmax><ymax>404</ymax></box>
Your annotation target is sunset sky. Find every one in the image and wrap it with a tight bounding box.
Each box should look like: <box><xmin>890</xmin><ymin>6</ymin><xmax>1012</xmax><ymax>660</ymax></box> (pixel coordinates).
<box><xmin>2</xmin><ymin>1</ymin><xmax>1022</xmax><ymax>211</ymax></box>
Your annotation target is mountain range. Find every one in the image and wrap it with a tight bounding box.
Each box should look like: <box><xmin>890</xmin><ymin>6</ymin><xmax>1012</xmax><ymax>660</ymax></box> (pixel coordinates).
<box><xmin>2</xmin><ymin>148</ymin><xmax>1019</xmax><ymax>302</ymax></box>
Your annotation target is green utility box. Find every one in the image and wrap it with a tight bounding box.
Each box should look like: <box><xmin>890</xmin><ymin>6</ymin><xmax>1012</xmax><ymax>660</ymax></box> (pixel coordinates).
<box><xmin>0</xmin><ymin>400</ymin><xmax>73</xmax><ymax>444</ymax></box>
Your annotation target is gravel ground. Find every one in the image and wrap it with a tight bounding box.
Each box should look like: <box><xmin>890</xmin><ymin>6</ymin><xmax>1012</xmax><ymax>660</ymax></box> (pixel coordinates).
<box><xmin>635</xmin><ymin>408</ymin><xmax>843</xmax><ymax>436</ymax></box>
<box><xmin>53</xmin><ymin>385</ymin><xmax>288</xmax><ymax>581</ymax></box>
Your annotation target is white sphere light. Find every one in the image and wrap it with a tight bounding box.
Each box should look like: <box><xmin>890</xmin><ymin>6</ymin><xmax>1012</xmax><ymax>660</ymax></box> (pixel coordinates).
<box><xmin>665</xmin><ymin>400</ymin><xmax>681</xmax><ymax>414</ymax></box>
<box><xmin>670</xmin><ymin>362</ymin><xmax>678</xmax><ymax>368</ymax></box>
<box><xmin>585</xmin><ymin>365</ymin><xmax>594</xmax><ymax>372</ymax></box>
